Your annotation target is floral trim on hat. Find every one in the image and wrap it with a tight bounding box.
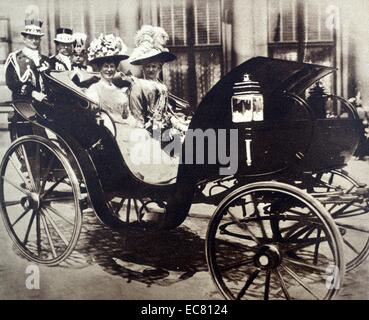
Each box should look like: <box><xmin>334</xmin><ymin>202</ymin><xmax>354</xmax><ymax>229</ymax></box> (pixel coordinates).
<box><xmin>129</xmin><ymin>25</ymin><xmax>171</xmax><ymax>63</ymax></box>
<box><xmin>87</xmin><ymin>34</ymin><xmax>128</xmax><ymax>62</ymax></box>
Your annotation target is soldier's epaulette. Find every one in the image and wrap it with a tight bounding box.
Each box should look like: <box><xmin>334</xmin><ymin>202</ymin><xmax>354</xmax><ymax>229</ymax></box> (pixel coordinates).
<box><xmin>16</xmin><ymin>51</ymin><xmax>33</xmax><ymax>63</ymax></box>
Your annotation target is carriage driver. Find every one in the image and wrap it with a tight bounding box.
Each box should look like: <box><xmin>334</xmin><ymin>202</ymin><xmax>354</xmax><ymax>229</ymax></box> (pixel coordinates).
<box><xmin>5</xmin><ymin>5</ymin><xmax>49</xmax><ymax>103</ymax></box>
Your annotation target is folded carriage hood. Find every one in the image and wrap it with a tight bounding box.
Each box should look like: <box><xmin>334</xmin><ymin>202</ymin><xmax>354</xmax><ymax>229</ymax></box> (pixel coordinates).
<box><xmin>190</xmin><ymin>56</ymin><xmax>335</xmax><ymax>128</ymax></box>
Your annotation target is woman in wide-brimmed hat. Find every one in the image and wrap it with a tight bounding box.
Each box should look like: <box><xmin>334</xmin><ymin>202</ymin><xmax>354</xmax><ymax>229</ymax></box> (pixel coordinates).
<box><xmin>129</xmin><ymin>25</ymin><xmax>176</xmax><ymax>82</ymax></box>
<box><xmin>123</xmin><ymin>25</ymin><xmax>189</xmax><ymax>184</ymax></box>
<box><xmin>85</xmin><ymin>34</ymin><xmax>130</xmax><ymax>121</ymax></box>
<box><xmin>128</xmin><ymin>25</ymin><xmax>185</xmax><ymax>130</ymax></box>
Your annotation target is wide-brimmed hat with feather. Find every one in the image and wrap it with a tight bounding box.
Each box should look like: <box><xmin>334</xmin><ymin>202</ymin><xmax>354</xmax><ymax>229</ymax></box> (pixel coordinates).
<box><xmin>87</xmin><ymin>34</ymin><xmax>129</xmax><ymax>66</ymax></box>
<box><xmin>129</xmin><ymin>25</ymin><xmax>176</xmax><ymax>65</ymax></box>
<box><xmin>21</xmin><ymin>5</ymin><xmax>44</xmax><ymax>37</ymax></box>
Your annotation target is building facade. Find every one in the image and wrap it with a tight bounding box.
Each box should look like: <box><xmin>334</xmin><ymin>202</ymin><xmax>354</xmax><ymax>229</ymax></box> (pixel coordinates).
<box><xmin>0</xmin><ymin>0</ymin><xmax>368</xmax><ymax>110</ymax></box>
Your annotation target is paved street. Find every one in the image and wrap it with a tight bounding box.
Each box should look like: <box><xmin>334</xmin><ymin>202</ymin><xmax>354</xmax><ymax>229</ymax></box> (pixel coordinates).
<box><xmin>0</xmin><ymin>130</ymin><xmax>369</xmax><ymax>300</ymax></box>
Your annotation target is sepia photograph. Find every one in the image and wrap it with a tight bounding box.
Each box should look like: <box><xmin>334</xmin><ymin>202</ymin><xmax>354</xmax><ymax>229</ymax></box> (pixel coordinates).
<box><xmin>0</xmin><ymin>0</ymin><xmax>369</xmax><ymax>302</ymax></box>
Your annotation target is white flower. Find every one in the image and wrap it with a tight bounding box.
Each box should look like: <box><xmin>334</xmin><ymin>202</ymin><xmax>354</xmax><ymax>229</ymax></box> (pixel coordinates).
<box><xmin>87</xmin><ymin>34</ymin><xmax>128</xmax><ymax>61</ymax></box>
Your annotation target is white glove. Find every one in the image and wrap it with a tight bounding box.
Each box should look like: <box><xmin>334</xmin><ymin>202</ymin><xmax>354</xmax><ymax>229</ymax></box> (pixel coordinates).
<box><xmin>31</xmin><ymin>91</ymin><xmax>47</xmax><ymax>102</ymax></box>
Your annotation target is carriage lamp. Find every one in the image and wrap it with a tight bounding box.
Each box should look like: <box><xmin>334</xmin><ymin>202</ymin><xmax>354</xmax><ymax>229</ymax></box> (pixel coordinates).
<box><xmin>231</xmin><ymin>73</ymin><xmax>264</xmax><ymax>123</ymax></box>
<box><xmin>231</xmin><ymin>74</ymin><xmax>264</xmax><ymax>167</ymax></box>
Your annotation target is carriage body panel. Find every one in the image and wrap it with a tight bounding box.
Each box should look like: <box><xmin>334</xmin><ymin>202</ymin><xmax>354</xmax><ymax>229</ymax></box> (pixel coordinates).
<box><xmin>180</xmin><ymin>57</ymin><xmax>363</xmax><ymax>183</ymax></box>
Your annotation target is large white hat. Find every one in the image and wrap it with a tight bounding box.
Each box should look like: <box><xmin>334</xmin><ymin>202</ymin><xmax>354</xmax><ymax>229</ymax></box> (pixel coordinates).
<box><xmin>87</xmin><ymin>34</ymin><xmax>129</xmax><ymax>65</ymax></box>
<box><xmin>129</xmin><ymin>25</ymin><xmax>176</xmax><ymax>65</ymax></box>
<box><xmin>54</xmin><ymin>28</ymin><xmax>75</xmax><ymax>44</ymax></box>
<box><xmin>21</xmin><ymin>5</ymin><xmax>44</xmax><ymax>37</ymax></box>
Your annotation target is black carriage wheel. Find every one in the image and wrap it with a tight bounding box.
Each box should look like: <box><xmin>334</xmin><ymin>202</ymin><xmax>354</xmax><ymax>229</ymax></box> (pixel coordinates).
<box><xmin>311</xmin><ymin>170</ymin><xmax>369</xmax><ymax>271</ymax></box>
<box><xmin>0</xmin><ymin>136</ymin><xmax>83</xmax><ymax>266</ymax></box>
<box><xmin>206</xmin><ymin>182</ymin><xmax>345</xmax><ymax>300</ymax></box>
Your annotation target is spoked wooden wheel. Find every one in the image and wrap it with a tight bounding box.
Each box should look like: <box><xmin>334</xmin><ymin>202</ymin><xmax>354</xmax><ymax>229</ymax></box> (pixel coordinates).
<box><xmin>311</xmin><ymin>170</ymin><xmax>369</xmax><ymax>271</ymax></box>
<box><xmin>0</xmin><ymin>136</ymin><xmax>83</xmax><ymax>265</ymax></box>
<box><xmin>206</xmin><ymin>182</ymin><xmax>345</xmax><ymax>300</ymax></box>
<box><xmin>107</xmin><ymin>196</ymin><xmax>167</xmax><ymax>229</ymax></box>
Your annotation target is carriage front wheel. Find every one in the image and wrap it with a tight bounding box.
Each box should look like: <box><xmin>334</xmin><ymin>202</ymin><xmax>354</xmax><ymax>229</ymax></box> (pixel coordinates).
<box><xmin>206</xmin><ymin>182</ymin><xmax>345</xmax><ymax>300</ymax></box>
<box><xmin>0</xmin><ymin>136</ymin><xmax>83</xmax><ymax>265</ymax></box>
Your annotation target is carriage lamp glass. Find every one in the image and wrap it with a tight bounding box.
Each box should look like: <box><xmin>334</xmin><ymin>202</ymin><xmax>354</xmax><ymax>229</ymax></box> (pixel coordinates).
<box><xmin>231</xmin><ymin>74</ymin><xmax>264</xmax><ymax>123</ymax></box>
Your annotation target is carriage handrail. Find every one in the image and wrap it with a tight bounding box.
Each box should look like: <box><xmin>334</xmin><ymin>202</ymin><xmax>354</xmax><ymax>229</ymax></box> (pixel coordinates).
<box><xmin>282</xmin><ymin>91</ymin><xmax>315</xmax><ymax>120</ymax></box>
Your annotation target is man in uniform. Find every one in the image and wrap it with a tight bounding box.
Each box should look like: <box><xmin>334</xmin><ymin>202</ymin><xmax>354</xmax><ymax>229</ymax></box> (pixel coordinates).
<box><xmin>49</xmin><ymin>28</ymin><xmax>75</xmax><ymax>71</ymax></box>
<box><xmin>5</xmin><ymin>13</ymin><xmax>49</xmax><ymax>102</ymax></box>
<box><xmin>5</xmin><ymin>6</ymin><xmax>50</xmax><ymax>142</ymax></box>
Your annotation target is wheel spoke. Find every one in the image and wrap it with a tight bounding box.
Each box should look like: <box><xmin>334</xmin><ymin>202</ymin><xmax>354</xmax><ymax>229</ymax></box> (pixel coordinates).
<box><xmin>40</xmin><ymin>155</ymin><xmax>55</xmax><ymax>193</ymax></box>
<box><xmin>274</xmin><ymin>268</ymin><xmax>291</xmax><ymax>300</ymax></box>
<box><xmin>42</xmin><ymin>209</ymin><xmax>69</xmax><ymax>246</ymax></box>
<box><xmin>4</xmin><ymin>200</ymin><xmax>21</xmax><ymax>207</ymax></box>
<box><xmin>126</xmin><ymin>198</ymin><xmax>131</xmax><ymax>223</ymax></box>
<box><xmin>236</xmin><ymin>269</ymin><xmax>260</xmax><ymax>300</ymax></box>
<box><xmin>19</xmin><ymin>145</ymin><xmax>36</xmax><ymax>192</ymax></box>
<box><xmin>332</xmin><ymin>206</ymin><xmax>368</xmax><ymax>218</ymax></box>
<box><xmin>43</xmin><ymin>204</ymin><xmax>74</xmax><ymax>226</ymax></box>
<box><xmin>36</xmin><ymin>210</ymin><xmax>41</xmax><ymax>255</ymax></box>
<box><xmin>287</xmin><ymin>225</ymin><xmax>315</xmax><ymax>241</ymax></box>
<box><xmin>133</xmin><ymin>199</ymin><xmax>140</xmax><ymax>217</ymax></box>
<box><xmin>283</xmin><ymin>257</ymin><xmax>327</xmax><ymax>273</ymax></box>
<box><xmin>281</xmin><ymin>264</ymin><xmax>321</xmax><ymax>300</ymax></box>
<box><xmin>219</xmin><ymin>257</ymin><xmax>254</xmax><ymax>272</ymax></box>
<box><xmin>43</xmin><ymin>196</ymin><xmax>75</xmax><ymax>203</ymax></box>
<box><xmin>33</xmin><ymin>143</ymin><xmax>41</xmax><ymax>191</ymax></box>
<box><xmin>302</xmin><ymin>227</ymin><xmax>315</xmax><ymax>240</ymax></box>
<box><xmin>23</xmin><ymin>210</ymin><xmax>36</xmax><ymax>246</ymax></box>
<box><xmin>2</xmin><ymin>176</ymin><xmax>30</xmax><ymax>195</ymax></box>
<box><xmin>283</xmin><ymin>237</ymin><xmax>329</xmax><ymax>253</ymax></box>
<box><xmin>264</xmin><ymin>270</ymin><xmax>271</xmax><ymax>300</ymax></box>
<box><xmin>11</xmin><ymin>208</ymin><xmax>31</xmax><ymax>227</ymax></box>
<box><xmin>313</xmin><ymin>228</ymin><xmax>322</xmax><ymax>265</ymax></box>
<box><xmin>40</xmin><ymin>213</ymin><xmax>57</xmax><ymax>259</ymax></box>
<box><xmin>227</xmin><ymin>209</ymin><xmax>261</xmax><ymax>245</ymax></box>
<box><xmin>41</xmin><ymin>175</ymin><xmax>67</xmax><ymax>199</ymax></box>
<box><xmin>282</xmin><ymin>221</ymin><xmax>304</xmax><ymax>237</ymax></box>
<box><xmin>342</xmin><ymin>237</ymin><xmax>360</xmax><ymax>255</ymax></box>
<box><xmin>9</xmin><ymin>156</ymin><xmax>31</xmax><ymax>190</ymax></box>
<box><xmin>336</xmin><ymin>222</ymin><xmax>369</xmax><ymax>234</ymax></box>
<box><xmin>251</xmin><ymin>193</ymin><xmax>268</xmax><ymax>239</ymax></box>
<box><xmin>330</xmin><ymin>200</ymin><xmax>356</xmax><ymax>216</ymax></box>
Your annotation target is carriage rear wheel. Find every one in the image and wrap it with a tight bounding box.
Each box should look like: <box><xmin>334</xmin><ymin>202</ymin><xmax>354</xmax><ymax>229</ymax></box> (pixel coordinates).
<box><xmin>206</xmin><ymin>182</ymin><xmax>345</xmax><ymax>300</ymax></box>
<box><xmin>311</xmin><ymin>170</ymin><xmax>369</xmax><ymax>271</ymax></box>
<box><xmin>0</xmin><ymin>136</ymin><xmax>83</xmax><ymax>265</ymax></box>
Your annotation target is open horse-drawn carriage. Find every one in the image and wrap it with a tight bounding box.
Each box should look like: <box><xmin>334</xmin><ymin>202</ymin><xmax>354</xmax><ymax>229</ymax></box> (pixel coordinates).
<box><xmin>1</xmin><ymin>57</ymin><xmax>368</xmax><ymax>300</ymax></box>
